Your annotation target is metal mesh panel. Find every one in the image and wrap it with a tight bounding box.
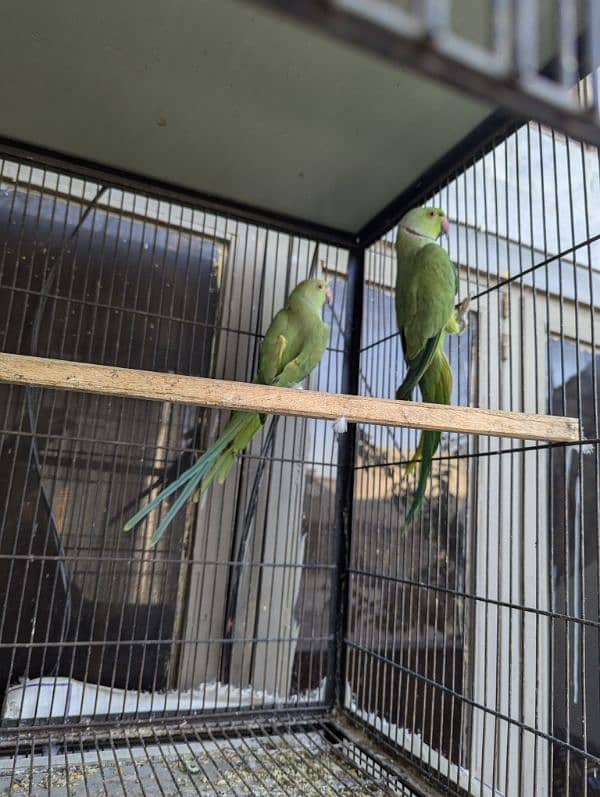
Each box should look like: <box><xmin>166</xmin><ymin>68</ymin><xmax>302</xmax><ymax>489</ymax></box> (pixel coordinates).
<box><xmin>0</xmin><ymin>157</ymin><xmax>349</xmax><ymax>726</ymax></box>
<box><xmin>0</xmin><ymin>716</ymin><xmax>410</xmax><ymax>796</ymax></box>
<box><xmin>345</xmin><ymin>113</ymin><xmax>600</xmax><ymax>795</ymax></box>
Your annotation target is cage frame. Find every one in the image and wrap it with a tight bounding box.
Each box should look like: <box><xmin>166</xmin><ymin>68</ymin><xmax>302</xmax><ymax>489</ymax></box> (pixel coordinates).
<box><xmin>0</xmin><ymin>3</ymin><xmax>599</xmax><ymax>793</ymax></box>
<box><xmin>0</xmin><ymin>117</ymin><xmax>588</xmax><ymax>796</ymax></box>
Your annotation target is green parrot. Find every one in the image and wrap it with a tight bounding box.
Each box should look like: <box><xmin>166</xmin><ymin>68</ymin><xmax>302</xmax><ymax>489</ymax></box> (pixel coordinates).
<box><xmin>395</xmin><ymin>206</ymin><xmax>465</xmax><ymax>528</ymax></box>
<box><xmin>125</xmin><ymin>278</ymin><xmax>332</xmax><ymax>546</ymax></box>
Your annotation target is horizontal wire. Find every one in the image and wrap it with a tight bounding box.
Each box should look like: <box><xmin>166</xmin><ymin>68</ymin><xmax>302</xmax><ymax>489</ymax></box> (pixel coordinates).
<box><xmin>0</xmin><ymin>633</ymin><xmax>332</xmax><ymax>649</ymax></box>
<box><xmin>355</xmin><ymin>435</ymin><xmax>598</xmax><ymax>470</ymax></box>
<box><xmin>346</xmin><ymin>642</ymin><xmax>600</xmax><ymax>767</ymax></box>
<box><xmin>360</xmin><ymin>232</ymin><xmax>600</xmax><ymax>352</ymax></box>
<box><xmin>0</xmin><ymin>553</ymin><xmax>334</xmax><ymax>568</ymax></box>
<box><xmin>348</xmin><ymin>567</ymin><xmax>600</xmax><ymax>630</ymax></box>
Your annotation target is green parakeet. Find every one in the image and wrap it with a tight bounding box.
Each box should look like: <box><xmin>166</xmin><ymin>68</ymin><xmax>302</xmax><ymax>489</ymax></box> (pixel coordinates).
<box><xmin>125</xmin><ymin>278</ymin><xmax>332</xmax><ymax>546</ymax></box>
<box><xmin>395</xmin><ymin>206</ymin><xmax>463</xmax><ymax>528</ymax></box>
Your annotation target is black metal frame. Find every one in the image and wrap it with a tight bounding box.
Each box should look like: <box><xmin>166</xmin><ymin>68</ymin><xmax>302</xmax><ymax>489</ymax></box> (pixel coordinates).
<box><xmin>0</xmin><ymin>137</ymin><xmax>356</xmax><ymax>250</ymax></box>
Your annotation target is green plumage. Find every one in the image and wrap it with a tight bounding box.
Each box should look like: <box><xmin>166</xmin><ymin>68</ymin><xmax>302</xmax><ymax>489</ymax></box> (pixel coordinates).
<box><xmin>395</xmin><ymin>207</ymin><xmax>460</xmax><ymax>529</ymax></box>
<box><xmin>125</xmin><ymin>278</ymin><xmax>331</xmax><ymax>546</ymax></box>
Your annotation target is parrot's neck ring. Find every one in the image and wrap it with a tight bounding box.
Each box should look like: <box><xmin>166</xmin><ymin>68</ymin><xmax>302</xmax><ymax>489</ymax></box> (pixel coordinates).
<box><xmin>399</xmin><ymin>224</ymin><xmax>437</xmax><ymax>242</ymax></box>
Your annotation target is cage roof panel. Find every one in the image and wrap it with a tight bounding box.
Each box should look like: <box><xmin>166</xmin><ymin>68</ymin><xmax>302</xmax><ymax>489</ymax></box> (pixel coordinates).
<box><xmin>0</xmin><ymin>0</ymin><xmax>532</xmax><ymax>235</ymax></box>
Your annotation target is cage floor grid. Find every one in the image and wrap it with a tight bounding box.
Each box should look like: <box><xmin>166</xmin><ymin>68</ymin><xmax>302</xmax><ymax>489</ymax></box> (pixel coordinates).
<box><xmin>0</xmin><ymin>717</ymin><xmax>410</xmax><ymax>796</ymax></box>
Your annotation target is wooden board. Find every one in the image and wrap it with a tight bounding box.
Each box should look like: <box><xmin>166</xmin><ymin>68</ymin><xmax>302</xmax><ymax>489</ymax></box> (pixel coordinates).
<box><xmin>0</xmin><ymin>353</ymin><xmax>580</xmax><ymax>443</ymax></box>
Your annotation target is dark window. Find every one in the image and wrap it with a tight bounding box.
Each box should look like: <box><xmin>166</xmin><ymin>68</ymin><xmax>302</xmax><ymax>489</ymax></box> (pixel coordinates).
<box><xmin>0</xmin><ymin>184</ymin><xmax>223</xmax><ymax>700</ymax></box>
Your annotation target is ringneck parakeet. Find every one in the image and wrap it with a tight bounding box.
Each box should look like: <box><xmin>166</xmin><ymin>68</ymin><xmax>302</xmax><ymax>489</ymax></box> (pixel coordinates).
<box><xmin>395</xmin><ymin>206</ymin><xmax>463</xmax><ymax>528</ymax></box>
<box><xmin>125</xmin><ymin>278</ymin><xmax>332</xmax><ymax>546</ymax></box>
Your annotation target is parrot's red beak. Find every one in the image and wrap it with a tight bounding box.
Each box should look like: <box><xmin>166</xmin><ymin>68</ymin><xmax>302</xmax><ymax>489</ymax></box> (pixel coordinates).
<box><xmin>325</xmin><ymin>286</ymin><xmax>333</xmax><ymax>305</ymax></box>
<box><xmin>441</xmin><ymin>217</ymin><xmax>450</xmax><ymax>236</ymax></box>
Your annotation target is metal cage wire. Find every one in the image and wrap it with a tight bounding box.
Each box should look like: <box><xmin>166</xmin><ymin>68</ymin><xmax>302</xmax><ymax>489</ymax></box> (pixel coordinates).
<box><xmin>0</xmin><ymin>160</ymin><xmax>351</xmax><ymax>716</ymax></box>
<box><xmin>346</xmin><ymin>108</ymin><xmax>600</xmax><ymax>795</ymax></box>
<box><xmin>0</xmin><ymin>20</ymin><xmax>599</xmax><ymax>797</ymax></box>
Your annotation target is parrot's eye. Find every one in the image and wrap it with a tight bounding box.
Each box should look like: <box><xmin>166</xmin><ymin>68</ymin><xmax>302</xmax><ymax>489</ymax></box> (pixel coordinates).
<box><xmin>429</xmin><ymin>211</ymin><xmax>435</xmax><ymax>217</ymax></box>
<box><xmin>317</xmin><ymin>282</ymin><xmax>323</xmax><ymax>289</ymax></box>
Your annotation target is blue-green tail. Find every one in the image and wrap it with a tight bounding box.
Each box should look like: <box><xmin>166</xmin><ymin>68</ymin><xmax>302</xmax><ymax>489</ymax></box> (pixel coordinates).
<box><xmin>124</xmin><ymin>412</ymin><xmax>258</xmax><ymax>546</ymax></box>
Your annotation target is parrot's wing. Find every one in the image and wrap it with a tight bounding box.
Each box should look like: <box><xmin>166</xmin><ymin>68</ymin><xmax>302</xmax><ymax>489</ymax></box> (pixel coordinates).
<box><xmin>273</xmin><ymin>321</ymin><xmax>329</xmax><ymax>388</ymax></box>
<box><xmin>397</xmin><ymin>244</ymin><xmax>456</xmax><ymax>400</ymax></box>
<box><xmin>406</xmin><ymin>244</ymin><xmax>457</xmax><ymax>349</ymax></box>
<box><xmin>256</xmin><ymin>309</ymin><xmax>290</xmax><ymax>384</ymax></box>
<box><xmin>396</xmin><ymin>330</ymin><xmax>442</xmax><ymax>400</ymax></box>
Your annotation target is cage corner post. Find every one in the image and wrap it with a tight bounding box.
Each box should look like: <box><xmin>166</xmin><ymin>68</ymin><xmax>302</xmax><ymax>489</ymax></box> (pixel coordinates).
<box><xmin>326</xmin><ymin>243</ymin><xmax>365</xmax><ymax>709</ymax></box>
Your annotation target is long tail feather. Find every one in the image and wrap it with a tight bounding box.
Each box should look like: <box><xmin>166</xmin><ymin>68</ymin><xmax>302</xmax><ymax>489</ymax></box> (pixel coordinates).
<box><xmin>123</xmin><ymin>412</ymin><xmax>249</xmax><ymax>533</ymax></box>
<box><xmin>402</xmin><ymin>430</ymin><xmax>440</xmax><ymax>530</ymax></box>
<box><xmin>150</xmin><ymin>467</ymin><xmax>206</xmax><ymax>546</ymax></box>
<box><xmin>191</xmin><ymin>413</ymin><xmax>263</xmax><ymax>502</ymax></box>
<box><xmin>396</xmin><ymin>332</ymin><xmax>442</xmax><ymax>401</ymax></box>
<box><xmin>400</xmin><ymin>349</ymin><xmax>452</xmax><ymax>532</ymax></box>
<box><xmin>124</xmin><ymin>457</ymin><xmax>207</xmax><ymax>532</ymax></box>
<box><xmin>191</xmin><ymin>448</ymin><xmax>234</xmax><ymax>504</ymax></box>
<box><xmin>404</xmin><ymin>434</ymin><xmax>424</xmax><ymax>478</ymax></box>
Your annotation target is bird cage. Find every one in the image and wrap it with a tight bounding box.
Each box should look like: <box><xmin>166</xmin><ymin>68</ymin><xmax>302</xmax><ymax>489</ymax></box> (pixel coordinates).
<box><xmin>0</xmin><ymin>1</ymin><xmax>599</xmax><ymax>795</ymax></box>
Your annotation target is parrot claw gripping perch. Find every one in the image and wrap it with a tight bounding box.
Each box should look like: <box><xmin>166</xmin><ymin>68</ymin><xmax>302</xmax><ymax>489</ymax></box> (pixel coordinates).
<box><xmin>455</xmin><ymin>297</ymin><xmax>471</xmax><ymax>333</ymax></box>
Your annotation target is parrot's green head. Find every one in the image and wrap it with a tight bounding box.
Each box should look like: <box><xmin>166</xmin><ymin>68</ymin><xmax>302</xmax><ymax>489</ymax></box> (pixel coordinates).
<box><xmin>289</xmin><ymin>278</ymin><xmax>332</xmax><ymax>313</ymax></box>
<box><xmin>399</xmin><ymin>206</ymin><xmax>449</xmax><ymax>241</ymax></box>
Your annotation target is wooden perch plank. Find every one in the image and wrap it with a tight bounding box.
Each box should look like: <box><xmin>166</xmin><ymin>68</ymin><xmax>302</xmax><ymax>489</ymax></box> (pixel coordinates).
<box><xmin>0</xmin><ymin>352</ymin><xmax>580</xmax><ymax>443</ymax></box>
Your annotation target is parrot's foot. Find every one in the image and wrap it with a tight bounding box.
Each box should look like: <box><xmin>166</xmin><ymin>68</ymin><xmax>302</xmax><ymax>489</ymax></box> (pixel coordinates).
<box><xmin>333</xmin><ymin>416</ymin><xmax>348</xmax><ymax>435</ymax></box>
<box><xmin>396</xmin><ymin>386</ymin><xmax>412</xmax><ymax>401</ymax></box>
<box><xmin>455</xmin><ymin>297</ymin><xmax>470</xmax><ymax>333</ymax></box>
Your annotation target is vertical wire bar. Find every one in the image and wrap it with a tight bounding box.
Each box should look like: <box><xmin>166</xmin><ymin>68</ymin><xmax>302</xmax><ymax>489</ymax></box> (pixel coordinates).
<box><xmin>579</xmin><ymin>112</ymin><xmax>600</xmax><ymax>796</ymax></box>
<box><xmin>473</xmin><ymin>141</ymin><xmax>490</xmax><ymax>797</ymax></box>
<box><xmin>326</xmin><ymin>246</ymin><xmax>364</xmax><ymax>708</ymax></box>
<box><xmin>449</xmin><ymin>163</ymin><xmax>465</xmax><ymax>781</ymax></box>
<box><xmin>550</xmin><ymin>123</ymin><xmax>572</xmax><ymax>793</ymax></box>
<box><xmin>536</xmin><ymin>118</ymin><xmax>556</xmax><ymax>797</ymax></box>
<box><xmin>487</xmin><ymin>134</ymin><xmax>502</xmax><ymax>797</ymax></box>
<box><xmin>526</xmin><ymin>119</ymin><xmax>541</xmax><ymax>797</ymax></box>
<box><xmin>511</xmin><ymin>125</ymin><xmax>524</xmax><ymax>790</ymax></box>
<box><xmin>509</xmin><ymin>127</ymin><xmax>521</xmax><ymax>797</ymax></box>
<box><xmin>565</xmin><ymin>132</ymin><xmax>589</xmax><ymax>796</ymax></box>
